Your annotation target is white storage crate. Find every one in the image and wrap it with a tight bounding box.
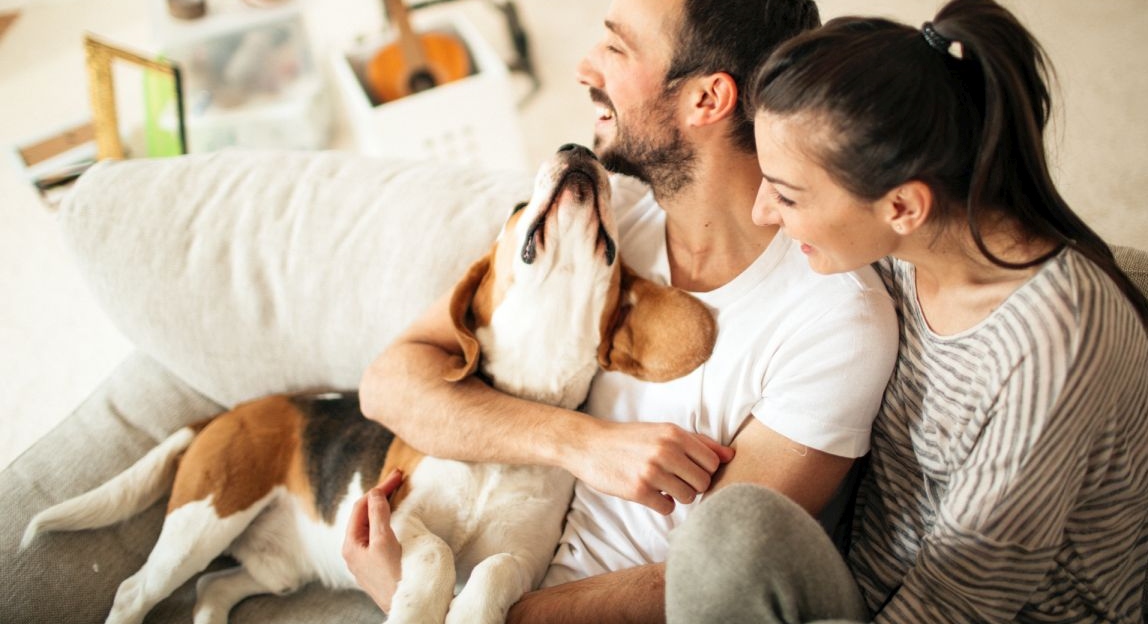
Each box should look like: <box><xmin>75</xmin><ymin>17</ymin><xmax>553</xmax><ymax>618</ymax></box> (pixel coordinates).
<box><xmin>331</xmin><ymin>13</ymin><xmax>528</xmax><ymax>172</ymax></box>
<box><xmin>152</xmin><ymin>0</ymin><xmax>332</xmax><ymax>153</ymax></box>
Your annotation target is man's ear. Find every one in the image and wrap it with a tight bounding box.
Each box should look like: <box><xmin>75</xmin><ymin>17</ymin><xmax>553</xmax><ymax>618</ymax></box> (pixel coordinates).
<box><xmin>599</xmin><ymin>264</ymin><xmax>717</xmax><ymax>382</ymax></box>
<box><xmin>686</xmin><ymin>71</ymin><xmax>739</xmax><ymax>128</ymax></box>
<box><xmin>444</xmin><ymin>253</ymin><xmax>493</xmax><ymax>382</ymax></box>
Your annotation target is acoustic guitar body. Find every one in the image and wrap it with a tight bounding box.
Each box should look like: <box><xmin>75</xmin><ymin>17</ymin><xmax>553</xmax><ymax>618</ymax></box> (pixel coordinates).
<box><xmin>366</xmin><ymin>33</ymin><xmax>471</xmax><ymax>104</ymax></box>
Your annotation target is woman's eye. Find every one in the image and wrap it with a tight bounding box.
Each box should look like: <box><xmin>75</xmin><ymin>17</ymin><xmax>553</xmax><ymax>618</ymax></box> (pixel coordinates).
<box><xmin>772</xmin><ymin>189</ymin><xmax>796</xmax><ymax>208</ymax></box>
<box><xmin>512</xmin><ymin>201</ymin><xmax>528</xmax><ymax>214</ymax></box>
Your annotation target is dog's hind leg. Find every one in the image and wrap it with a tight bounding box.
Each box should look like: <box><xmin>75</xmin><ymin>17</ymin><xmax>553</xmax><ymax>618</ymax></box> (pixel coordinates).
<box><xmin>193</xmin><ymin>567</ymin><xmax>277</xmax><ymax>624</ymax></box>
<box><xmin>105</xmin><ymin>494</ymin><xmax>274</xmax><ymax>624</ymax></box>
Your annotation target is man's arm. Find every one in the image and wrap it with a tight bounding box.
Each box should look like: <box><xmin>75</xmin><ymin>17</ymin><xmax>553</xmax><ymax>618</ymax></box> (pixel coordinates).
<box><xmin>509</xmin><ymin>564</ymin><xmax>666</xmax><ymax>624</ymax></box>
<box><xmin>341</xmin><ymin>411</ymin><xmax>854</xmax><ymax>622</ymax></box>
<box><xmin>506</xmin><ymin>417</ymin><xmax>855</xmax><ymax>623</ymax></box>
<box><xmin>359</xmin><ymin>289</ymin><xmax>733</xmax><ymax>513</ymax></box>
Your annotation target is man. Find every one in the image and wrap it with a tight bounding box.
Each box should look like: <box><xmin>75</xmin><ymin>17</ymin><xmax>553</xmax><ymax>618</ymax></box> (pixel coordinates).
<box><xmin>346</xmin><ymin>0</ymin><xmax>899</xmax><ymax>621</ymax></box>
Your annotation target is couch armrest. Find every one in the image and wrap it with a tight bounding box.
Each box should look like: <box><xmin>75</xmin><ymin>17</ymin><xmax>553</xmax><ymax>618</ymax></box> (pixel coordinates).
<box><xmin>1113</xmin><ymin>245</ymin><xmax>1148</xmax><ymax>297</ymax></box>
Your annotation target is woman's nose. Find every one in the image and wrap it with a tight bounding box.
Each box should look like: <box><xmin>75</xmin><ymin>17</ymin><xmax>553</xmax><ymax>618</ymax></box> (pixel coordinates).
<box><xmin>752</xmin><ymin>183</ymin><xmax>781</xmax><ymax>227</ymax></box>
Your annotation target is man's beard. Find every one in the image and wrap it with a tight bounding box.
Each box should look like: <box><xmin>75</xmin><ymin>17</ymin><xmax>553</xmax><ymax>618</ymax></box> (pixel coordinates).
<box><xmin>591</xmin><ymin>88</ymin><xmax>696</xmax><ymax>198</ymax></box>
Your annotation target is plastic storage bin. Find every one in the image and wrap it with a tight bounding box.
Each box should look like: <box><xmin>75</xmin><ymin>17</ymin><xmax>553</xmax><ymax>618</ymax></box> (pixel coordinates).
<box><xmin>151</xmin><ymin>0</ymin><xmax>331</xmax><ymax>153</ymax></box>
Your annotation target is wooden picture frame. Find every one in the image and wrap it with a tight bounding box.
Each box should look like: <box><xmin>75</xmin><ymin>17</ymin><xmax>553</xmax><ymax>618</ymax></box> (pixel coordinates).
<box><xmin>83</xmin><ymin>33</ymin><xmax>188</xmax><ymax>160</ymax></box>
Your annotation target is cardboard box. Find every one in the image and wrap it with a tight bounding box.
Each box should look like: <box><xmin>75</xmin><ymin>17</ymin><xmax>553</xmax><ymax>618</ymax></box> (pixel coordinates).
<box><xmin>331</xmin><ymin>13</ymin><xmax>527</xmax><ymax>172</ymax></box>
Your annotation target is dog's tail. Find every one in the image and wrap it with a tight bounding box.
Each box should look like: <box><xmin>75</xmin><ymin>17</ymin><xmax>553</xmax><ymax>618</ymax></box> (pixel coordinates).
<box><xmin>20</xmin><ymin>425</ymin><xmax>201</xmax><ymax>549</ymax></box>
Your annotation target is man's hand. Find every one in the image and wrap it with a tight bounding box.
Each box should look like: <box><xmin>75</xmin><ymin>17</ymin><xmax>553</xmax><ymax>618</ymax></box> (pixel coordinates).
<box><xmin>342</xmin><ymin>470</ymin><xmax>405</xmax><ymax>612</ymax></box>
<box><xmin>571</xmin><ymin>421</ymin><xmax>734</xmax><ymax>515</ymax></box>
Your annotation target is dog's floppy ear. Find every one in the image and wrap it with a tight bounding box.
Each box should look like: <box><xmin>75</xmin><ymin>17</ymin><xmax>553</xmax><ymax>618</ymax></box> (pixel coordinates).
<box><xmin>598</xmin><ymin>264</ymin><xmax>717</xmax><ymax>382</ymax></box>
<box><xmin>444</xmin><ymin>253</ymin><xmax>493</xmax><ymax>382</ymax></box>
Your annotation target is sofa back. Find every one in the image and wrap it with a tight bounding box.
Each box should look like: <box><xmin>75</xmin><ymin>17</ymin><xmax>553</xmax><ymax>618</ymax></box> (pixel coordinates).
<box><xmin>60</xmin><ymin>149</ymin><xmax>534</xmax><ymax>407</ymax></box>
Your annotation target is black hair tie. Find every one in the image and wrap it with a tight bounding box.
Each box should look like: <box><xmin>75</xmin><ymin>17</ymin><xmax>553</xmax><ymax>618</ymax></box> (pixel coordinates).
<box><xmin>922</xmin><ymin>21</ymin><xmax>963</xmax><ymax>59</ymax></box>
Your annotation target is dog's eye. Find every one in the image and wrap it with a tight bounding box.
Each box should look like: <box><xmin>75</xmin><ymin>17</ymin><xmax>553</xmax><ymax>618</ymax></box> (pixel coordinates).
<box><xmin>511</xmin><ymin>201</ymin><xmax>528</xmax><ymax>215</ymax></box>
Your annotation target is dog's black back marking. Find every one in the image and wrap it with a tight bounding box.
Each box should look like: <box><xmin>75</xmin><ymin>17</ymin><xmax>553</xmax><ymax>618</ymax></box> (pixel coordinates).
<box><xmin>292</xmin><ymin>392</ymin><xmax>394</xmax><ymax>524</ymax></box>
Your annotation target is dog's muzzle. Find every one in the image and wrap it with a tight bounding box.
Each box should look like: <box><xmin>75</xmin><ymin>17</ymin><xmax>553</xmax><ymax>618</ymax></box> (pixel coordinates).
<box><xmin>521</xmin><ymin>145</ymin><xmax>616</xmax><ymax>266</ymax></box>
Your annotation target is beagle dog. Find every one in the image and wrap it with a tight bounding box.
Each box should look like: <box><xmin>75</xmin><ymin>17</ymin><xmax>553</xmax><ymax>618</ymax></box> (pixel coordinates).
<box><xmin>22</xmin><ymin>144</ymin><xmax>717</xmax><ymax>624</ymax></box>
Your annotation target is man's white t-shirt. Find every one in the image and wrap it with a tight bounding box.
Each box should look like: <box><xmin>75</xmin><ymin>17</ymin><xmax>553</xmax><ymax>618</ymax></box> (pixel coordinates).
<box><xmin>542</xmin><ymin>181</ymin><xmax>899</xmax><ymax>586</ymax></box>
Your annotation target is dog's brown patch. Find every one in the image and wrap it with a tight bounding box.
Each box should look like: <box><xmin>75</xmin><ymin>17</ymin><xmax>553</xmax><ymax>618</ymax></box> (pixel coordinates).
<box><xmin>598</xmin><ymin>264</ymin><xmax>717</xmax><ymax>382</ymax></box>
<box><xmin>484</xmin><ymin>208</ymin><xmax>525</xmax><ymax>318</ymax></box>
<box><xmin>168</xmin><ymin>396</ymin><xmax>301</xmax><ymax>517</ymax></box>
<box><xmin>444</xmin><ymin>210</ymin><xmax>526</xmax><ymax>382</ymax></box>
<box><xmin>292</xmin><ymin>393</ymin><xmax>396</xmax><ymax>524</ymax></box>
<box><xmin>446</xmin><ymin>253</ymin><xmax>496</xmax><ymax>382</ymax></box>
<box><xmin>284</xmin><ymin>441</ymin><xmax>319</xmax><ymax>521</ymax></box>
<box><xmin>597</xmin><ymin>263</ymin><xmax>625</xmax><ymax>365</ymax></box>
<box><xmin>380</xmin><ymin>438</ymin><xmax>425</xmax><ymax>510</ymax></box>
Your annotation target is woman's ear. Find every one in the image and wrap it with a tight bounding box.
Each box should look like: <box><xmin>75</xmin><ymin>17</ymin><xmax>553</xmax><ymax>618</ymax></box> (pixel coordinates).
<box><xmin>687</xmin><ymin>71</ymin><xmax>739</xmax><ymax>127</ymax></box>
<box><xmin>885</xmin><ymin>180</ymin><xmax>933</xmax><ymax>235</ymax></box>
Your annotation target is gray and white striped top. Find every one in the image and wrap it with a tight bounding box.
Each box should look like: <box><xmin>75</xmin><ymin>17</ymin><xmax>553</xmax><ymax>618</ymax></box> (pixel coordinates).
<box><xmin>850</xmin><ymin>249</ymin><xmax>1148</xmax><ymax>623</ymax></box>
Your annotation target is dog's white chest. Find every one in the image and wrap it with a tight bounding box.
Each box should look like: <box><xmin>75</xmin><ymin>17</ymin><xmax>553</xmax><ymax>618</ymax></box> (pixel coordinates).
<box><xmin>477</xmin><ymin>269</ymin><xmax>610</xmax><ymax>409</ymax></box>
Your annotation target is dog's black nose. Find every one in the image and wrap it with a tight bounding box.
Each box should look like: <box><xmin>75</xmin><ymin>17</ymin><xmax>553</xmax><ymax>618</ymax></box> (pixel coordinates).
<box><xmin>557</xmin><ymin>143</ymin><xmax>598</xmax><ymax>160</ymax></box>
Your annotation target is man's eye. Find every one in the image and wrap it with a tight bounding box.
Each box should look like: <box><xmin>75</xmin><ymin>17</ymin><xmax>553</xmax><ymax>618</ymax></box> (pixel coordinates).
<box><xmin>512</xmin><ymin>201</ymin><xmax>528</xmax><ymax>214</ymax></box>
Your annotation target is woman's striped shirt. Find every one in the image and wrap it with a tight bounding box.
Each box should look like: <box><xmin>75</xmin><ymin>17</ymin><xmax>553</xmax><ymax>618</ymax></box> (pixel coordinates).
<box><xmin>850</xmin><ymin>249</ymin><xmax>1148</xmax><ymax>623</ymax></box>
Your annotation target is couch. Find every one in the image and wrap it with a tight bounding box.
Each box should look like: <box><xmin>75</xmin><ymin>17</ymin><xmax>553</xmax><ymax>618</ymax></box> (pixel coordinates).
<box><xmin>1</xmin><ymin>149</ymin><xmax>1145</xmax><ymax>623</ymax></box>
<box><xmin>0</xmin><ymin>149</ymin><xmax>543</xmax><ymax>622</ymax></box>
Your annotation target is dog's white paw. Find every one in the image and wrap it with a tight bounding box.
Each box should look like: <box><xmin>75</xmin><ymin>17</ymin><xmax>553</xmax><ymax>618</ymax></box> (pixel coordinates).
<box><xmin>445</xmin><ymin>592</ymin><xmax>511</xmax><ymax>624</ymax></box>
<box><xmin>384</xmin><ymin>611</ymin><xmax>446</xmax><ymax>624</ymax></box>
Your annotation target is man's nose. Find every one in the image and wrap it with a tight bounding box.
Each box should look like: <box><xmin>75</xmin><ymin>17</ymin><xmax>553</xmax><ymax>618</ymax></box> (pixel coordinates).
<box><xmin>575</xmin><ymin>50</ymin><xmax>602</xmax><ymax>88</ymax></box>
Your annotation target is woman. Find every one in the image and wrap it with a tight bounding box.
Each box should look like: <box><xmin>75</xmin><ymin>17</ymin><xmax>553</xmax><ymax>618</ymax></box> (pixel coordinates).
<box><xmin>665</xmin><ymin>0</ymin><xmax>1148</xmax><ymax>622</ymax></box>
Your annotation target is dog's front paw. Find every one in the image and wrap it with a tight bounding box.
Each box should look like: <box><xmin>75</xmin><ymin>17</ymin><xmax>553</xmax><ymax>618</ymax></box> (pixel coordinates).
<box><xmin>445</xmin><ymin>552</ymin><xmax>533</xmax><ymax>624</ymax></box>
<box><xmin>445</xmin><ymin>595</ymin><xmax>509</xmax><ymax>624</ymax></box>
<box><xmin>386</xmin><ymin>589</ymin><xmax>452</xmax><ymax>624</ymax></box>
<box><xmin>384</xmin><ymin>608</ymin><xmax>446</xmax><ymax>624</ymax></box>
